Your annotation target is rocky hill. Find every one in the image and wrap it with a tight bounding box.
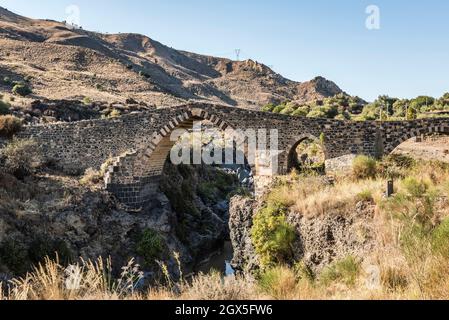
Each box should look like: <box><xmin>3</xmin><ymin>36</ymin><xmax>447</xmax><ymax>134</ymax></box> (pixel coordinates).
<box><xmin>0</xmin><ymin>6</ymin><xmax>346</xmax><ymax>111</ymax></box>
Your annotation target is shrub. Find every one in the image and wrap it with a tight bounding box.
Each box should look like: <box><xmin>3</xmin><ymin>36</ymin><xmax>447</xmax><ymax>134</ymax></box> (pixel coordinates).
<box><xmin>262</xmin><ymin>103</ymin><xmax>276</xmax><ymax>112</ymax></box>
<box><xmin>319</xmin><ymin>256</ymin><xmax>361</xmax><ymax>287</ymax></box>
<box><xmin>28</xmin><ymin>236</ymin><xmax>73</xmax><ymax>266</ymax></box>
<box><xmin>352</xmin><ymin>155</ymin><xmax>377</xmax><ymax>180</ymax></box>
<box><xmin>251</xmin><ymin>203</ymin><xmax>296</xmax><ymax>268</ymax></box>
<box><xmin>258</xmin><ymin>266</ymin><xmax>298</xmax><ymax>299</ymax></box>
<box><xmin>12</xmin><ymin>83</ymin><xmax>32</xmax><ymax>96</ymax></box>
<box><xmin>0</xmin><ymin>138</ymin><xmax>42</xmax><ymax>178</ymax></box>
<box><xmin>80</xmin><ymin>158</ymin><xmax>115</xmax><ymax>186</ymax></box>
<box><xmin>108</xmin><ymin>109</ymin><xmax>121</xmax><ymax>118</ymax></box>
<box><xmin>0</xmin><ymin>239</ymin><xmax>29</xmax><ymax>274</ymax></box>
<box><xmin>432</xmin><ymin>218</ymin><xmax>449</xmax><ymax>258</ymax></box>
<box><xmin>381</xmin><ymin>267</ymin><xmax>409</xmax><ymax>291</ymax></box>
<box><xmin>0</xmin><ymin>99</ymin><xmax>11</xmax><ymax>115</ymax></box>
<box><xmin>272</xmin><ymin>105</ymin><xmax>285</xmax><ymax>113</ymax></box>
<box><xmin>198</xmin><ymin>182</ymin><xmax>217</xmax><ymax>201</ymax></box>
<box><xmin>79</xmin><ymin>168</ymin><xmax>102</xmax><ymax>186</ymax></box>
<box><xmin>136</xmin><ymin>229</ymin><xmax>166</xmax><ymax>267</ymax></box>
<box><xmin>82</xmin><ymin>97</ymin><xmax>92</xmax><ymax>105</ymax></box>
<box><xmin>0</xmin><ymin>115</ymin><xmax>22</xmax><ymax>137</ymax></box>
<box><xmin>356</xmin><ymin>189</ymin><xmax>374</xmax><ymax>202</ymax></box>
<box><xmin>291</xmin><ymin>107</ymin><xmax>309</xmax><ymax>117</ymax></box>
<box><xmin>401</xmin><ymin>177</ymin><xmax>428</xmax><ymax>198</ymax></box>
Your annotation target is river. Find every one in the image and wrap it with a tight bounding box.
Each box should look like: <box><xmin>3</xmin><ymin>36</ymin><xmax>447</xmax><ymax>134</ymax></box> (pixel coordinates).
<box><xmin>194</xmin><ymin>241</ymin><xmax>235</xmax><ymax>276</ymax></box>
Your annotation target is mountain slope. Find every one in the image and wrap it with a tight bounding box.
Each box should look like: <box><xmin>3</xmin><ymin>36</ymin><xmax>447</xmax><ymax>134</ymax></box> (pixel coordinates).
<box><xmin>0</xmin><ymin>6</ymin><xmax>346</xmax><ymax>109</ymax></box>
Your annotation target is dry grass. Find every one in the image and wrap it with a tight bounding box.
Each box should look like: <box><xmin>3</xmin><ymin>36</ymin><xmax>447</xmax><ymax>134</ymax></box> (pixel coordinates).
<box><xmin>267</xmin><ymin>175</ymin><xmax>383</xmax><ymax>217</ymax></box>
<box><xmin>0</xmin><ymin>115</ymin><xmax>22</xmax><ymax>137</ymax></box>
<box><xmin>2</xmin><ymin>158</ymin><xmax>449</xmax><ymax>300</ymax></box>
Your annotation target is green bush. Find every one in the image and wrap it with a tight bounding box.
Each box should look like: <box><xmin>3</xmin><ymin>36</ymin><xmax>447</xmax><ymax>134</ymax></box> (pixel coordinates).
<box><xmin>291</xmin><ymin>107</ymin><xmax>309</xmax><ymax>117</ymax></box>
<box><xmin>0</xmin><ymin>115</ymin><xmax>22</xmax><ymax>137</ymax></box>
<box><xmin>12</xmin><ymin>83</ymin><xmax>32</xmax><ymax>96</ymax></box>
<box><xmin>272</xmin><ymin>105</ymin><xmax>285</xmax><ymax>113</ymax></box>
<box><xmin>401</xmin><ymin>177</ymin><xmax>429</xmax><ymax>198</ymax></box>
<box><xmin>356</xmin><ymin>189</ymin><xmax>374</xmax><ymax>202</ymax></box>
<box><xmin>82</xmin><ymin>97</ymin><xmax>92</xmax><ymax>105</ymax></box>
<box><xmin>319</xmin><ymin>256</ymin><xmax>361</xmax><ymax>287</ymax></box>
<box><xmin>432</xmin><ymin>218</ymin><xmax>449</xmax><ymax>258</ymax></box>
<box><xmin>251</xmin><ymin>203</ymin><xmax>296</xmax><ymax>268</ymax></box>
<box><xmin>0</xmin><ymin>239</ymin><xmax>29</xmax><ymax>274</ymax></box>
<box><xmin>198</xmin><ymin>182</ymin><xmax>217</xmax><ymax>201</ymax></box>
<box><xmin>136</xmin><ymin>229</ymin><xmax>166</xmax><ymax>267</ymax></box>
<box><xmin>307</xmin><ymin>108</ymin><xmax>327</xmax><ymax>118</ymax></box>
<box><xmin>0</xmin><ymin>99</ymin><xmax>11</xmax><ymax>115</ymax></box>
<box><xmin>28</xmin><ymin>236</ymin><xmax>73</xmax><ymax>266</ymax></box>
<box><xmin>352</xmin><ymin>155</ymin><xmax>377</xmax><ymax>180</ymax></box>
<box><xmin>262</xmin><ymin>103</ymin><xmax>276</xmax><ymax>112</ymax></box>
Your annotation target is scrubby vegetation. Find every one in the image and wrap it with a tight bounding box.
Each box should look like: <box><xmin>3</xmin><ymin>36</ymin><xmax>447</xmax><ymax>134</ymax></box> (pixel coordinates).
<box><xmin>12</xmin><ymin>82</ymin><xmax>32</xmax><ymax>97</ymax></box>
<box><xmin>251</xmin><ymin>203</ymin><xmax>296</xmax><ymax>268</ymax></box>
<box><xmin>0</xmin><ymin>115</ymin><xmax>22</xmax><ymax>138</ymax></box>
<box><xmin>1</xmin><ymin>155</ymin><xmax>449</xmax><ymax>300</ymax></box>
<box><xmin>0</xmin><ymin>138</ymin><xmax>43</xmax><ymax>178</ymax></box>
<box><xmin>263</xmin><ymin>93</ymin><xmax>449</xmax><ymax>121</ymax></box>
<box><xmin>136</xmin><ymin>229</ymin><xmax>166</xmax><ymax>268</ymax></box>
<box><xmin>246</xmin><ymin>155</ymin><xmax>449</xmax><ymax>299</ymax></box>
<box><xmin>0</xmin><ymin>96</ymin><xmax>11</xmax><ymax>115</ymax></box>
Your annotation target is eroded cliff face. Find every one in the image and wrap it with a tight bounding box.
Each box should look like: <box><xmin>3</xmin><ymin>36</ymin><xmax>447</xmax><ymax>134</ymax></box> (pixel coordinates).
<box><xmin>229</xmin><ymin>196</ymin><xmax>377</xmax><ymax>272</ymax></box>
<box><xmin>0</xmin><ymin>163</ymin><xmax>238</xmax><ymax>280</ymax></box>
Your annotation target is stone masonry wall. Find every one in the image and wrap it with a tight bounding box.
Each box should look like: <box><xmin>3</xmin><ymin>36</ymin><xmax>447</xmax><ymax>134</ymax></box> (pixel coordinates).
<box><xmin>17</xmin><ymin>102</ymin><xmax>449</xmax><ymax>209</ymax></box>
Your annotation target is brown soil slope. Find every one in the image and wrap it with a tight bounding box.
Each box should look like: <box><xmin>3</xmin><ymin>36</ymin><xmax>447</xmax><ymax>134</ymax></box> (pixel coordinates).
<box><xmin>0</xmin><ymin>6</ymin><xmax>345</xmax><ymax>109</ymax></box>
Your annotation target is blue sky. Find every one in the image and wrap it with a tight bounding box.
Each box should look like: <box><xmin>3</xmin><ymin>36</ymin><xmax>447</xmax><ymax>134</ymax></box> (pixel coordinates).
<box><xmin>1</xmin><ymin>0</ymin><xmax>448</xmax><ymax>101</ymax></box>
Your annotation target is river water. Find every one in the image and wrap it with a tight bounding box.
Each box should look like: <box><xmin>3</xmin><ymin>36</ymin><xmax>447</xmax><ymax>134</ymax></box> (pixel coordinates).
<box><xmin>194</xmin><ymin>241</ymin><xmax>235</xmax><ymax>276</ymax></box>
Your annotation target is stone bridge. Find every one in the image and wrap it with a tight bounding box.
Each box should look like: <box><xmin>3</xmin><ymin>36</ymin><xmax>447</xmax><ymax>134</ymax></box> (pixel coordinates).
<box><xmin>19</xmin><ymin>103</ymin><xmax>449</xmax><ymax>210</ymax></box>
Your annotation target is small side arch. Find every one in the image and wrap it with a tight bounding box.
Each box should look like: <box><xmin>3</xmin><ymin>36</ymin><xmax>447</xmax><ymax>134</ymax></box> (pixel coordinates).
<box><xmin>384</xmin><ymin>125</ymin><xmax>449</xmax><ymax>155</ymax></box>
<box><xmin>282</xmin><ymin>133</ymin><xmax>328</xmax><ymax>174</ymax></box>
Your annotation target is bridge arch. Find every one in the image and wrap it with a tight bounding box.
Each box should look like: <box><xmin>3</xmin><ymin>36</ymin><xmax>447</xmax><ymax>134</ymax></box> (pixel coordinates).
<box><xmin>384</xmin><ymin>124</ymin><xmax>449</xmax><ymax>155</ymax></box>
<box><xmin>282</xmin><ymin>134</ymin><xmax>328</xmax><ymax>174</ymax></box>
<box><xmin>104</xmin><ymin>108</ymin><xmax>254</xmax><ymax>210</ymax></box>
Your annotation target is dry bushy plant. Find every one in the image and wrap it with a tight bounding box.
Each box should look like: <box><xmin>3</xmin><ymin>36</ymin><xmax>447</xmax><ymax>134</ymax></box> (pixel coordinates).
<box><xmin>179</xmin><ymin>272</ymin><xmax>257</xmax><ymax>300</ymax></box>
<box><xmin>79</xmin><ymin>157</ymin><xmax>115</xmax><ymax>186</ymax></box>
<box><xmin>0</xmin><ymin>115</ymin><xmax>22</xmax><ymax>137</ymax></box>
<box><xmin>0</xmin><ymin>138</ymin><xmax>43</xmax><ymax>177</ymax></box>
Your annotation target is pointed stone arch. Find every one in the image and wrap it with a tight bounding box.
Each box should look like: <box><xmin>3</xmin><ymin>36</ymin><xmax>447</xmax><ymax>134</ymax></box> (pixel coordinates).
<box><xmin>104</xmin><ymin>107</ymin><xmax>252</xmax><ymax>210</ymax></box>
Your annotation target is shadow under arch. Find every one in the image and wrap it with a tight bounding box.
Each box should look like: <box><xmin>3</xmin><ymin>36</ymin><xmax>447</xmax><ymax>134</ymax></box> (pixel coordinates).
<box><xmin>282</xmin><ymin>133</ymin><xmax>328</xmax><ymax>174</ymax></box>
<box><xmin>105</xmin><ymin>108</ymin><xmax>255</xmax><ymax>210</ymax></box>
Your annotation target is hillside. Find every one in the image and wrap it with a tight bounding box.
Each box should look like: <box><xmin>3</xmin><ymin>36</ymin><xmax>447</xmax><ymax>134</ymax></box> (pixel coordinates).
<box><xmin>0</xmin><ymin>6</ymin><xmax>345</xmax><ymax>111</ymax></box>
